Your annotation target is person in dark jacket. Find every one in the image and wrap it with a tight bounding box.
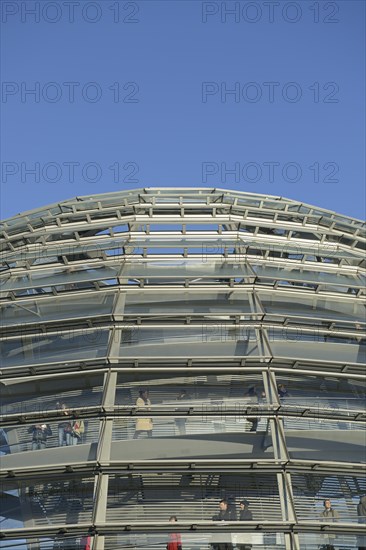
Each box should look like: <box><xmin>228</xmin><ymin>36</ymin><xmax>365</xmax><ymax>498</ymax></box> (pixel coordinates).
<box><xmin>245</xmin><ymin>387</ymin><xmax>259</xmax><ymax>432</ymax></box>
<box><xmin>237</xmin><ymin>500</ymin><xmax>253</xmax><ymax>550</ymax></box>
<box><xmin>56</xmin><ymin>400</ymin><xmax>70</xmax><ymax>446</ymax></box>
<box><xmin>278</xmin><ymin>384</ymin><xmax>289</xmax><ymax>399</ymax></box>
<box><xmin>28</xmin><ymin>424</ymin><xmax>52</xmax><ymax>450</ymax></box>
<box><xmin>211</xmin><ymin>499</ymin><xmax>234</xmax><ymax>550</ymax></box>
<box><xmin>167</xmin><ymin>515</ymin><xmax>182</xmax><ymax>550</ymax></box>
<box><xmin>227</xmin><ymin>495</ymin><xmax>237</xmax><ymax>521</ymax></box>
<box><xmin>246</xmin><ymin>386</ymin><xmax>257</xmax><ymax>398</ymax></box>
<box><xmin>357</xmin><ymin>495</ymin><xmax>366</xmax><ymax>550</ymax></box>
<box><xmin>212</xmin><ymin>499</ymin><xmax>236</xmax><ymax>522</ymax></box>
<box><xmin>239</xmin><ymin>500</ymin><xmax>252</xmax><ymax>521</ymax></box>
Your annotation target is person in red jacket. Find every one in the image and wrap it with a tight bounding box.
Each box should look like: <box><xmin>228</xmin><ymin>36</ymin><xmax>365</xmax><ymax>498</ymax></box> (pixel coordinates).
<box><xmin>80</xmin><ymin>535</ymin><xmax>91</xmax><ymax>550</ymax></box>
<box><xmin>167</xmin><ymin>516</ymin><xmax>182</xmax><ymax>550</ymax></box>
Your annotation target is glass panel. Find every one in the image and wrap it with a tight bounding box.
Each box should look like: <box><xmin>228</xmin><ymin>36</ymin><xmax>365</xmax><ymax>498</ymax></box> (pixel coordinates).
<box><xmin>112</xmin><ymin>414</ymin><xmax>272</xmax><ymax>443</ymax></box>
<box><xmin>117</xmin><ymin>327</ymin><xmax>259</xmax><ymax>358</ymax></box>
<box><xmin>0</xmin><ymin>475</ymin><xmax>94</xmax><ymax>525</ymax></box>
<box><xmin>0</xmin><ymin>536</ymin><xmax>97</xmax><ymax>550</ymax></box>
<box><xmin>270</xmin><ymin>331</ymin><xmax>366</xmax><ymax>364</ymax></box>
<box><xmin>0</xmin><ymin>373</ymin><xmax>104</xmax><ymax>416</ymax></box>
<box><xmin>0</xmin><ymin>236</ymin><xmax>128</xmax><ymax>262</ymax></box>
<box><xmin>242</xmin><ymin>239</ymin><xmax>359</xmax><ymax>260</ymax></box>
<box><xmin>116</xmin><ymin>371</ymin><xmax>265</xmax><ymax>406</ymax></box>
<box><xmin>124</xmin><ymin>289</ymin><xmax>253</xmax><ymax>315</ymax></box>
<box><xmin>113</xmin><ymin>371</ymin><xmax>271</xmax><ymax>453</ymax></box>
<box><xmin>0</xmin><ymin>292</ymin><xmax>115</xmax><ymax>327</ymax></box>
<box><xmin>112</xmin><ymin>375</ymin><xmax>272</xmax><ymax>456</ymax></box>
<box><xmin>299</xmin><ymin>533</ymin><xmax>358</xmax><ymax>549</ymax></box>
<box><xmin>292</xmin><ymin>473</ymin><xmax>366</xmax><ymax>525</ymax></box>
<box><xmin>127</xmin><ymin>236</ymin><xmax>245</xmax><ymax>251</ymax></box>
<box><xmin>119</xmin><ymin>259</ymin><xmax>252</xmax><ymax>280</ymax></box>
<box><xmin>1</xmin><ymin>419</ymin><xmax>99</xmax><ymax>456</ymax></box>
<box><xmin>0</xmin><ymin>329</ymin><xmax>109</xmax><ymax>368</ymax></box>
<box><xmin>107</xmin><ymin>472</ymin><xmax>280</xmax><ymax>521</ymax></box>
<box><xmin>259</xmin><ymin>292</ymin><xmax>366</xmax><ymax>324</ymax></box>
<box><xmin>0</xmin><ymin>264</ymin><xmax>121</xmax><ymax>293</ymax></box>
<box><xmin>286</xmin><ymin>419</ymin><xmax>366</xmax><ymax>463</ymax></box>
<box><xmin>41</xmin><ymin>221</ymin><xmax>129</xmax><ymax>241</ymax></box>
<box><xmin>274</xmin><ymin>373</ymin><xmax>366</xmax><ymax>412</ymax></box>
<box><xmin>283</xmin><ymin>413</ymin><xmax>366</xmax><ymax>431</ymax></box>
<box><xmin>104</xmin><ymin>533</ymin><xmax>286</xmax><ymax>550</ymax></box>
<box><xmin>252</xmin><ymin>264</ymin><xmax>364</xmax><ymax>289</ymax></box>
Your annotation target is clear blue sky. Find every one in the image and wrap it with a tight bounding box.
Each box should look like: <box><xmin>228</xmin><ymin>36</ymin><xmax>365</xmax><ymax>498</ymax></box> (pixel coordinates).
<box><xmin>0</xmin><ymin>2</ymin><xmax>364</xmax><ymax>543</ymax></box>
<box><xmin>1</xmin><ymin>0</ymin><xmax>365</xmax><ymax>222</ymax></box>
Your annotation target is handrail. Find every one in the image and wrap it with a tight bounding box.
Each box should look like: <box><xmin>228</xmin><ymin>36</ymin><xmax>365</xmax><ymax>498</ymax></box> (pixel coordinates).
<box><xmin>1</xmin><ymin>519</ymin><xmax>365</xmax><ymax>540</ymax></box>
<box><xmin>1</xmin><ymin>400</ymin><xmax>365</xmax><ymax>427</ymax></box>
<box><xmin>1</xmin><ymin>458</ymin><xmax>365</xmax><ymax>479</ymax></box>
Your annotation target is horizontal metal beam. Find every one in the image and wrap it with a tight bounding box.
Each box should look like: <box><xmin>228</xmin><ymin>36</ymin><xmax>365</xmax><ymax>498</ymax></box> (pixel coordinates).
<box><xmin>1</xmin><ymin>364</ymin><xmax>365</xmax><ymax>384</ymax></box>
<box><xmin>1</xmin><ymin>403</ymin><xmax>365</xmax><ymax>427</ymax></box>
<box><xmin>1</xmin><ymin>520</ymin><xmax>365</xmax><ymax>541</ymax></box>
<box><xmin>2</xmin><ymin>458</ymin><xmax>365</xmax><ymax>481</ymax></box>
<box><xmin>1</xmin><ymin>357</ymin><xmax>365</xmax><ymax>379</ymax></box>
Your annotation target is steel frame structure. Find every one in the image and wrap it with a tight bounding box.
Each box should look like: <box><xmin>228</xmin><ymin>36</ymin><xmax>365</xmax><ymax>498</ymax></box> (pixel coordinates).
<box><xmin>0</xmin><ymin>188</ymin><xmax>365</xmax><ymax>550</ymax></box>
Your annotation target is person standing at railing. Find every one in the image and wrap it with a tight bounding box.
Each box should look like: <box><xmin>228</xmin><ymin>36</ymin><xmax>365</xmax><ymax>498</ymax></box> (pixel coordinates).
<box><xmin>245</xmin><ymin>387</ymin><xmax>259</xmax><ymax>432</ymax></box>
<box><xmin>80</xmin><ymin>534</ymin><xmax>92</xmax><ymax>550</ymax></box>
<box><xmin>133</xmin><ymin>389</ymin><xmax>153</xmax><ymax>439</ymax></box>
<box><xmin>211</xmin><ymin>499</ymin><xmax>234</xmax><ymax>550</ymax></box>
<box><xmin>166</xmin><ymin>516</ymin><xmax>182</xmax><ymax>550</ymax></box>
<box><xmin>246</xmin><ymin>386</ymin><xmax>257</xmax><ymax>398</ymax></box>
<box><xmin>56</xmin><ymin>400</ymin><xmax>70</xmax><ymax>446</ymax></box>
<box><xmin>62</xmin><ymin>413</ymin><xmax>85</xmax><ymax>446</ymax></box>
<box><xmin>319</xmin><ymin>499</ymin><xmax>339</xmax><ymax>550</ymax></box>
<box><xmin>357</xmin><ymin>495</ymin><xmax>366</xmax><ymax>550</ymax></box>
<box><xmin>28</xmin><ymin>423</ymin><xmax>52</xmax><ymax>450</ymax></box>
<box><xmin>69</xmin><ymin>413</ymin><xmax>85</xmax><ymax>445</ymax></box>
<box><xmin>237</xmin><ymin>500</ymin><xmax>253</xmax><ymax>550</ymax></box>
<box><xmin>277</xmin><ymin>384</ymin><xmax>289</xmax><ymax>399</ymax></box>
<box><xmin>175</xmin><ymin>389</ymin><xmax>191</xmax><ymax>435</ymax></box>
<box><xmin>247</xmin><ymin>390</ymin><xmax>266</xmax><ymax>433</ymax></box>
